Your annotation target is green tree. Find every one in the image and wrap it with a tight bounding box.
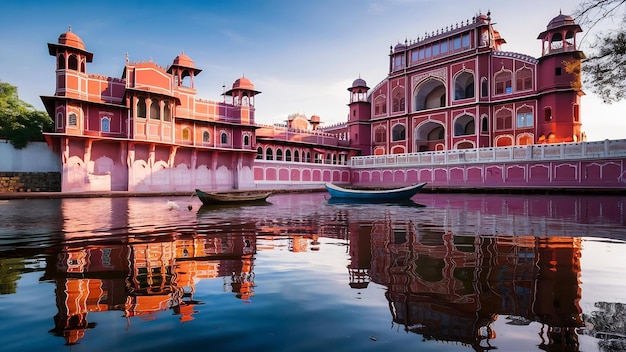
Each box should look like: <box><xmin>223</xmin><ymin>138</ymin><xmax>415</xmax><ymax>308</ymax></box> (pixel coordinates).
<box><xmin>0</xmin><ymin>81</ymin><xmax>53</xmax><ymax>149</ymax></box>
<box><xmin>575</xmin><ymin>0</ymin><xmax>626</xmax><ymax>103</ymax></box>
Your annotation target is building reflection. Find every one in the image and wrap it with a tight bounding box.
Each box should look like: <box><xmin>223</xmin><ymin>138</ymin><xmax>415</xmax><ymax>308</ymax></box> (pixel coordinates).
<box><xmin>348</xmin><ymin>213</ymin><xmax>583</xmax><ymax>351</ymax></box>
<box><xmin>6</xmin><ymin>194</ymin><xmax>618</xmax><ymax>348</ymax></box>
<box><xmin>43</xmin><ymin>228</ymin><xmax>258</xmax><ymax>345</ymax></box>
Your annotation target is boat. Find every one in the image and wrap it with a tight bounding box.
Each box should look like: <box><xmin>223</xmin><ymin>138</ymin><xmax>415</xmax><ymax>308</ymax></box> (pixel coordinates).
<box><xmin>195</xmin><ymin>189</ymin><xmax>273</xmax><ymax>205</ymax></box>
<box><xmin>324</xmin><ymin>182</ymin><xmax>427</xmax><ymax>202</ymax></box>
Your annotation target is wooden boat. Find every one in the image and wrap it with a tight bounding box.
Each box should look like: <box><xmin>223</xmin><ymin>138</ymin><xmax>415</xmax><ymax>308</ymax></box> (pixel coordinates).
<box><xmin>324</xmin><ymin>182</ymin><xmax>427</xmax><ymax>202</ymax></box>
<box><xmin>195</xmin><ymin>189</ymin><xmax>272</xmax><ymax>205</ymax></box>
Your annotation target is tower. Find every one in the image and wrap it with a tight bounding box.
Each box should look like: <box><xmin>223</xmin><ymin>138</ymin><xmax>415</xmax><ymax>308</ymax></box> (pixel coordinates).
<box><xmin>167</xmin><ymin>52</ymin><xmax>202</xmax><ymax>90</ymax></box>
<box><xmin>223</xmin><ymin>76</ymin><xmax>261</xmax><ymax>125</ymax></box>
<box><xmin>347</xmin><ymin>77</ymin><xmax>371</xmax><ymax>155</ymax></box>
<box><xmin>536</xmin><ymin>12</ymin><xmax>585</xmax><ymax>143</ymax></box>
<box><xmin>45</xmin><ymin>27</ymin><xmax>93</xmax><ymax>132</ymax></box>
<box><xmin>47</xmin><ymin>27</ymin><xmax>93</xmax><ymax>98</ymax></box>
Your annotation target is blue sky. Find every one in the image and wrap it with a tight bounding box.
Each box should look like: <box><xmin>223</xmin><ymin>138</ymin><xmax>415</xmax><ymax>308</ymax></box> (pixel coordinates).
<box><xmin>1</xmin><ymin>0</ymin><xmax>625</xmax><ymax>141</ymax></box>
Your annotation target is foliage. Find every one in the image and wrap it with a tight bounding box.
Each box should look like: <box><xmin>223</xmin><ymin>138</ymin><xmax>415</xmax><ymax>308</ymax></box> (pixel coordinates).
<box><xmin>0</xmin><ymin>81</ymin><xmax>53</xmax><ymax>149</ymax></box>
<box><xmin>574</xmin><ymin>0</ymin><xmax>626</xmax><ymax>103</ymax></box>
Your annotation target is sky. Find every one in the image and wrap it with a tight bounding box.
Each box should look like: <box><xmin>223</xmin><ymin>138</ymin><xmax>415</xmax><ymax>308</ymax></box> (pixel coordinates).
<box><xmin>1</xmin><ymin>0</ymin><xmax>625</xmax><ymax>141</ymax></box>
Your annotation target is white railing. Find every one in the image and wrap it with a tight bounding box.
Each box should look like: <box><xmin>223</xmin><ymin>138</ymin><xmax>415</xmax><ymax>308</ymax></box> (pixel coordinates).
<box><xmin>349</xmin><ymin>139</ymin><xmax>626</xmax><ymax>168</ymax></box>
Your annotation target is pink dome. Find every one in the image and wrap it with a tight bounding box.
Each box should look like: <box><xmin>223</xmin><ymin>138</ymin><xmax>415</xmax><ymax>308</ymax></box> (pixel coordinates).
<box><xmin>232</xmin><ymin>77</ymin><xmax>255</xmax><ymax>90</ymax></box>
<box><xmin>58</xmin><ymin>29</ymin><xmax>85</xmax><ymax>50</ymax></box>
<box><xmin>173</xmin><ymin>53</ymin><xmax>195</xmax><ymax>68</ymax></box>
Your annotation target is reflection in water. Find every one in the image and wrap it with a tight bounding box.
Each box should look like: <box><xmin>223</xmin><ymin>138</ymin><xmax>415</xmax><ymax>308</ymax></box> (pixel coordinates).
<box><xmin>350</xmin><ymin>213</ymin><xmax>583</xmax><ymax>351</ymax></box>
<box><xmin>0</xmin><ymin>193</ymin><xmax>624</xmax><ymax>350</ymax></box>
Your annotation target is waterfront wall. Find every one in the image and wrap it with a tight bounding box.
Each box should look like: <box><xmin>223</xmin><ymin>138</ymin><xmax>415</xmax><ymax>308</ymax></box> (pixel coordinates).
<box><xmin>349</xmin><ymin>139</ymin><xmax>626</xmax><ymax>190</ymax></box>
<box><xmin>0</xmin><ymin>140</ymin><xmax>62</xmax><ymax>192</ymax></box>
<box><xmin>253</xmin><ymin>160</ymin><xmax>351</xmax><ymax>189</ymax></box>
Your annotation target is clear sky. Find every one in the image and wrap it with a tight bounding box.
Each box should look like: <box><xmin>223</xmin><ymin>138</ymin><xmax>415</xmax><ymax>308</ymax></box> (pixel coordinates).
<box><xmin>1</xmin><ymin>0</ymin><xmax>625</xmax><ymax>141</ymax></box>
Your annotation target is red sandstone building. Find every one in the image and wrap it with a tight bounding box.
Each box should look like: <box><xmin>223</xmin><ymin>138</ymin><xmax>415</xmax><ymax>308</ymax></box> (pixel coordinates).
<box><xmin>320</xmin><ymin>11</ymin><xmax>584</xmax><ymax>155</ymax></box>
<box><xmin>41</xmin><ymin>12</ymin><xmax>626</xmax><ymax>192</ymax></box>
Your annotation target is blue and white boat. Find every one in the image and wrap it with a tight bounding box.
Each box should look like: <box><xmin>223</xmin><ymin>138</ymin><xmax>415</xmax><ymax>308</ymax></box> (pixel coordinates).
<box><xmin>324</xmin><ymin>182</ymin><xmax>427</xmax><ymax>202</ymax></box>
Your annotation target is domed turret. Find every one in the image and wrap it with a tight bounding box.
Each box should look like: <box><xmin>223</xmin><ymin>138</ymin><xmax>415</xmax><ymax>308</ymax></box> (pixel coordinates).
<box><xmin>232</xmin><ymin>76</ymin><xmax>255</xmax><ymax>91</ymax></box>
<box><xmin>167</xmin><ymin>51</ymin><xmax>202</xmax><ymax>87</ymax></box>
<box><xmin>547</xmin><ymin>13</ymin><xmax>576</xmax><ymax>30</ymax></box>
<box><xmin>393</xmin><ymin>42</ymin><xmax>406</xmax><ymax>53</ymax></box>
<box><xmin>172</xmin><ymin>53</ymin><xmax>195</xmax><ymax>68</ymax></box>
<box><xmin>537</xmin><ymin>11</ymin><xmax>582</xmax><ymax>56</ymax></box>
<box><xmin>351</xmin><ymin>77</ymin><xmax>367</xmax><ymax>89</ymax></box>
<box><xmin>57</xmin><ymin>29</ymin><xmax>86</xmax><ymax>51</ymax></box>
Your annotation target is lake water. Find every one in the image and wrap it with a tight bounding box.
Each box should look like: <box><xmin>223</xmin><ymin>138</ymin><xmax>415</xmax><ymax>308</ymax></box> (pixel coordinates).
<box><xmin>0</xmin><ymin>192</ymin><xmax>625</xmax><ymax>352</ymax></box>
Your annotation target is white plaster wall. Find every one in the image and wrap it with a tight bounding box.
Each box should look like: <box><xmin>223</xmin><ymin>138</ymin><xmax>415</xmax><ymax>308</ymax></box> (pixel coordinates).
<box><xmin>0</xmin><ymin>140</ymin><xmax>61</xmax><ymax>172</ymax></box>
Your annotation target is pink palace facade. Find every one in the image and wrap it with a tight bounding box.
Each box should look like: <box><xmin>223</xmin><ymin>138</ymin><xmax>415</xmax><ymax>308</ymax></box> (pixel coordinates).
<box><xmin>41</xmin><ymin>12</ymin><xmax>626</xmax><ymax>192</ymax></box>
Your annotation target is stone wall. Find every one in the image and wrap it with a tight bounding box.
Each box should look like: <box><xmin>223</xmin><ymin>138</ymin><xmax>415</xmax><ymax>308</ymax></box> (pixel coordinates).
<box><xmin>0</xmin><ymin>172</ymin><xmax>61</xmax><ymax>192</ymax></box>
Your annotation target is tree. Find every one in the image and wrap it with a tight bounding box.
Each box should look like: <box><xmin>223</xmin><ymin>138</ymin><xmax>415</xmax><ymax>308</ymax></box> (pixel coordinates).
<box><xmin>0</xmin><ymin>81</ymin><xmax>53</xmax><ymax>149</ymax></box>
<box><xmin>574</xmin><ymin>0</ymin><xmax>626</xmax><ymax>103</ymax></box>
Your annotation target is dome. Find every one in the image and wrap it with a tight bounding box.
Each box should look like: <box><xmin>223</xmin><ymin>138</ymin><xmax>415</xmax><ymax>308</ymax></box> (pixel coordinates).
<box><xmin>394</xmin><ymin>42</ymin><xmax>406</xmax><ymax>52</ymax></box>
<box><xmin>547</xmin><ymin>13</ymin><xmax>576</xmax><ymax>30</ymax></box>
<box><xmin>173</xmin><ymin>52</ymin><xmax>195</xmax><ymax>68</ymax></box>
<box><xmin>351</xmin><ymin>77</ymin><xmax>367</xmax><ymax>88</ymax></box>
<box><xmin>310</xmin><ymin>115</ymin><xmax>321</xmax><ymax>123</ymax></box>
<box><xmin>232</xmin><ymin>76</ymin><xmax>255</xmax><ymax>90</ymax></box>
<box><xmin>58</xmin><ymin>29</ymin><xmax>85</xmax><ymax>50</ymax></box>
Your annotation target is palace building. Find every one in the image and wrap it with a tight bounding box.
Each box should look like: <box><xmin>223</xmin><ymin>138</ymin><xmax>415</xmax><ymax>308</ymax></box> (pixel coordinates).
<box><xmin>40</xmin><ymin>11</ymin><xmax>623</xmax><ymax>193</ymax></box>
<box><xmin>319</xmin><ymin>10</ymin><xmax>585</xmax><ymax>155</ymax></box>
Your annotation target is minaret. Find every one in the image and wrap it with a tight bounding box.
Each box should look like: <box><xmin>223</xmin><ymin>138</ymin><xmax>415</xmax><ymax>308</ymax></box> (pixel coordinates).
<box><xmin>536</xmin><ymin>12</ymin><xmax>585</xmax><ymax>143</ymax></box>
<box><xmin>347</xmin><ymin>77</ymin><xmax>371</xmax><ymax>155</ymax></box>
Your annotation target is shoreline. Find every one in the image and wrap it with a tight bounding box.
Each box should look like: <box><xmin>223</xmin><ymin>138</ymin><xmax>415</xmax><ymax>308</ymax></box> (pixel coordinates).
<box><xmin>1</xmin><ymin>186</ymin><xmax>625</xmax><ymax>200</ymax></box>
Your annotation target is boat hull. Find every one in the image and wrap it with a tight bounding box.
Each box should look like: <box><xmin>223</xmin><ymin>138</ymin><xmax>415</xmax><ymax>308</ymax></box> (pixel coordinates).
<box><xmin>195</xmin><ymin>189</ymin><xmax>272</xmax><ymax>205</ymax></box>
<box><xmin>324</xmin><ymin>182</ymin><xmax>427</xmax><ymax>202</ymax></box>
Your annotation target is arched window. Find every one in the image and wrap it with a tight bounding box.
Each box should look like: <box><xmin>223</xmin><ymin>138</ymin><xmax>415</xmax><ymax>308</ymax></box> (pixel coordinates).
<box><xmin>481</xmin><ymin>115</ymin><xmax>489</xmax><ymax>133</ymax></box>
<box><xmin>544</xmin><ymin>107</ymin><xmax>552</xmax><ymax>121</ymax></box>
<box><xmin>285</xmin><ymin>149</ymin><xmax>292</xmax><ymax>162</ymax></box>
<box><xmin>516</xmin><ymin>67</ymin><xmax>533</xmax><ymax>91</ymax></box>
<box><xmin>101</xmin><ymin>117</ymin><xmax>110</xmax><ymax>133</ymax></box>
<box><xmin>374</xmin><ymin>95</ymin><xmax>387</xmax><ymax>115</ymax></box>
<box><xmin>276</xmin><ymin>149</ymin><xmax>283</xmax><ymax>161</ymax></box>
<box><xmin>68</xmin><ymin>54</ymin><xmax>78</xmax><ymax>70</ymax></box>
<box><xmin>68</xmin><ymin>113</ymin><xmax>77</xmax><ymax>126</ymax></box>
<box><xmin>454</xmin><ymin>114</ymin><xmax>475</xmax><ymax>136</ymax></box>
<box><xmin>392</xmin><ymin>88</ymin><xmax>405</xmax><ymax>112</ymax></box>
<box><xmin>266</xmin><ymin>148</ymin><xmax>273</xmax><ymax>160</ymax></box>
<box><xmin>495</xmin><ymin>109</ymin><xmax>513</xmax><ymax>130</ymax></box>
<box><xmin>57</xmin><ymin>54</ymin><xmax>65</xmax><ymax>70</ymax></box>
<box><xmin>150</xmin><ymin>99</ymin><xmax>160</xmax><ymax>120</ymax></box>
<box><xmin>414</xmin><ymin>78</ymin><xmax>446</xmax><ymax>111</ymax></box>
<box><xmin>163</xmin><ymin>103</ymin><xmax>171</xmax><ymax>122</ymax></box>
<box><xmin>306</xmin><ymin>152</ymin><xmax>311</xmax><ymax>163</ymax></box>
<box><xmin>516</xmin><ymin>106</ymin><xmax>533</xmax><ymax>128</ymax></box>
<box><xmin>374</xmin><ymin>126</ymin><xmax>386</xmax><ymax>143</ymax></box>
<box><xmin>256</xmin><ymin>147</ymin><xmax>263</xmax><ymax>159</ymax></box>
<box><xmin>243</xmin><ymin>135</ymin><xmax>250</xmax><ymax>146</ymax></box>
<box><xmin>550</xmin><ymin>32</ymin><xmax>563</xmax><ymax>51</ymax></box>
<box><xmin>480</xmin><ymin>77</ymin><xmax>488</xmax><ymax>98</ymax></box>
<box><xmin>294</xmin><ymin>150</ymin><xmax>300</xmax><ymax>162</ymax></box>
<box><xmin>392</xmin><ymin>124</ymin><xmax>406</xmax><ymax>141</ymax></box>
<box><xmin>202</xmin><ymin>131</ymin><xmax>210</xmax><ymax>143</ymax></box>
<box><xmin>80</xmin><ymin>61</ymin><xmax>85</xmax><ymax>73</ymax></box>
<box><xmin>56</xmin><ymin>112</ymin><xmax>63</xmax><ymax>129</ymax></box>
<box><xmin>182</xmin><ymin>128</ymin><xmax>190</xmax><ymax>141</ymax></box>
<box><xmin>454</xmin><ymin>71</ymin><xmax>475</xmax><ymax>100</ymax></box>
<box><xmin>494</xmin><ymin>70</ymin><xmax>512</xmax><ymax>95</ymax></box>
<box><xmin>137</xmin><ymin>97</ymin><xmax>146</xmax><ymax>118</ymax></box>
<box><xmin>220</xmin><ymin>132</ymin><xmax>228</xmax><ymax>144</ymax></box>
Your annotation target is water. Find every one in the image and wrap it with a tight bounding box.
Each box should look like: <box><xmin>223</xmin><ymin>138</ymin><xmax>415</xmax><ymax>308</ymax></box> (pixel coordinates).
<box><xmin>0</xmin><ymin>192</ymin><xmax>625</xmax><ymax>352</ymax></box>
